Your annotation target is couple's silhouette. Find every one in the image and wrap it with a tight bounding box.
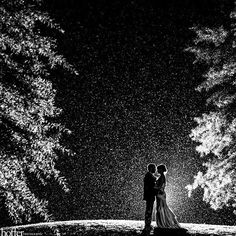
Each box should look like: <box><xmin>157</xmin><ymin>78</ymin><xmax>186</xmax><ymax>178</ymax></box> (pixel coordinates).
<box><xmin>143</xmin><ymin>163</ymin><xmax>184</xmax><ymax>235</ymax></box>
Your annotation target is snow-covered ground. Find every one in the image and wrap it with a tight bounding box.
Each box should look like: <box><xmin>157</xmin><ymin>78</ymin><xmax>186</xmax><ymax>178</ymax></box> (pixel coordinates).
<box><xmin>1</xmin><ymin>220</ymin><xmax>236</xmax><ymax>235</ymax></box>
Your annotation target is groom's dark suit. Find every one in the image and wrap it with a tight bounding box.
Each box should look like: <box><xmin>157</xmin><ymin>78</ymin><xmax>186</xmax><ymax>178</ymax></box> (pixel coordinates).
<box><xmin>143</xmin><ymin>171</ymin><xmax>157</xmax><ymax>229</ymax></box>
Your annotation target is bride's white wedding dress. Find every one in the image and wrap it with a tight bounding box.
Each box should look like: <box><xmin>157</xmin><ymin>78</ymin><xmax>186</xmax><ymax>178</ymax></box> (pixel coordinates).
<box><xmin>155</xmin><ymin>174</ymin><xmax>181</xmax><ymax>228</ymax></box>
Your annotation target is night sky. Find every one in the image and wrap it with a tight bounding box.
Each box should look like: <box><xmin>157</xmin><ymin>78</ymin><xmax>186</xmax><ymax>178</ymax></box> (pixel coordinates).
<box><xmin>43</xmin><ymin>0</ymin><xmax>235</xmax><ymax>225</ymax></box>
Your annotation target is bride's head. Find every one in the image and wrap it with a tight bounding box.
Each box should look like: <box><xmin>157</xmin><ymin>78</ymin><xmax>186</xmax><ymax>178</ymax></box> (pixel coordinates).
<box><xmin>157</xmin><ymin>164</ymin><xmax>167</xmax><ymax>174</ymax></box>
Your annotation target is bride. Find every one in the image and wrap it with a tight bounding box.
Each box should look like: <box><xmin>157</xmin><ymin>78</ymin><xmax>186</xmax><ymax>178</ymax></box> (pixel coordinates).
<box><xmin>155</xmin><ymin>164</ymin><xmax>181</xmax><ymax>228</ymax></box>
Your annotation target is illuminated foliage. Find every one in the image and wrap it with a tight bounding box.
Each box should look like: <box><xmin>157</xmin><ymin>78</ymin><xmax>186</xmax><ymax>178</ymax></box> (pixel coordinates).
<box><xmin>0</xmin><ymin>0</ymin><xmax>75</xmax><ymax>224</ymax></box>
<box><xmin>186</xmin><ymin>4</ymin><xmax>236</xmax><ymax>214</ymax></box>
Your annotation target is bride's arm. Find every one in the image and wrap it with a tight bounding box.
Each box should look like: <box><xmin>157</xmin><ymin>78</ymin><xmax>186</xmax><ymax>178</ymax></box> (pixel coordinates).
<box><xmin>159</xmin><ymin>176</ymin><xmax>166</xmax><ymax>192</ymax></box>
<box><xmin>154</xmin><ymin>176</ymin><xmax>165</xmax><ymax>193</ymax></box>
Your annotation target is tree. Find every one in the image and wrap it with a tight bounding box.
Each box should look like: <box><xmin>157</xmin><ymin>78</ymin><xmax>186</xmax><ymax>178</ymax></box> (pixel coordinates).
<box><xmin>186</xmin><ymin>4</ymin><xmax>236</xmax><ymax>214</ymax></box>
<box><xmin>0</xmin><ymin>0</ymin><xmax>76</xmax><ymax>224</ymax></box>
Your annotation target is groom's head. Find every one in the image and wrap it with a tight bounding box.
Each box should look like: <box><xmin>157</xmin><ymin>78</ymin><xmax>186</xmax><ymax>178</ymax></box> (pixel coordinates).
<box><xmin>147</xmin><ymin>163</ymin><xmax>156</xmax><ymax>174</ymax></box>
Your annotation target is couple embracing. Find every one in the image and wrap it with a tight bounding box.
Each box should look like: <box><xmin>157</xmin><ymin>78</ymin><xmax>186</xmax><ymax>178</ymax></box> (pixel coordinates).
<box><xmin>143</xmin><ymin>163</ymin><xmax>181</xmax><ymax>234</ymax></box>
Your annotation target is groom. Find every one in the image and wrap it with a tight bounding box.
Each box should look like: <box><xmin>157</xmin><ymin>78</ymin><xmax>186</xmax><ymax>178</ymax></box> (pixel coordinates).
<box><xmin>143</xmin><ymin>163</ymin><xmax>157</xmax><ymax>233</ymax></box>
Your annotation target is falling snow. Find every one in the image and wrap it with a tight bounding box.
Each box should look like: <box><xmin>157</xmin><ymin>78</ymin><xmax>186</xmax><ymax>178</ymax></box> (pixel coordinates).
<box><xmin>43</xmin><ymin>0</ymin><xmax>236</xmax><ymax>226</ymax></box>
<box><xmin>1</xmin><ymin>0</ymin><xmax>236</xmax><ymax>228</ymax></box>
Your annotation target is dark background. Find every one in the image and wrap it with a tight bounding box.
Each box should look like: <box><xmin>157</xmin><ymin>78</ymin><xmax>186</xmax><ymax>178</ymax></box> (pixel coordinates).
<box><xmin>41</xmin><ymin>0</ymin><xmax>235</xmax><ymax>225</ymax></box>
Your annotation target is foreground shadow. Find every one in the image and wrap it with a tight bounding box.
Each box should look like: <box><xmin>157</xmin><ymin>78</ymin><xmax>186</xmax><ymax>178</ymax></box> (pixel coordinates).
<box><xmin>153</xmin><ymin>227</ymin><xmax>190</xmax><ymax>236</ymax></box>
